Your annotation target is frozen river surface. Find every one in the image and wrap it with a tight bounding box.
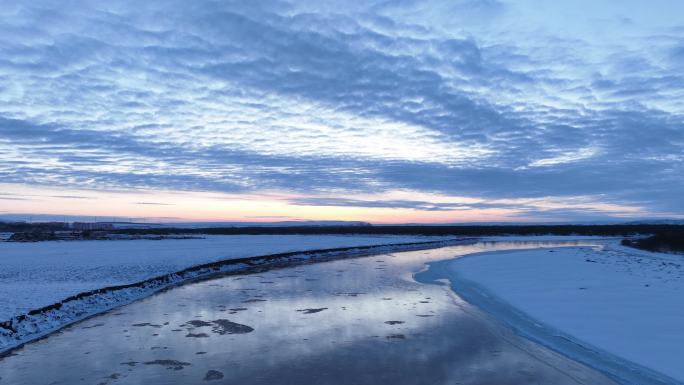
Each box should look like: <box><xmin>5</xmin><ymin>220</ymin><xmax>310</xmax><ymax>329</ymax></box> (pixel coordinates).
<box><xmin>0</xmin><ymin>241</ymin><xmax>617</xmax><ymax>385</ymax></box>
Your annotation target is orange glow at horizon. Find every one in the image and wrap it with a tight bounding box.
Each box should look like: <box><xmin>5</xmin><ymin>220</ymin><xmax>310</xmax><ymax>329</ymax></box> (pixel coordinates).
<box><xmin>0</xmin><ymin>183</ymin><xmax>649</xmax><ymax>224</ymax></box>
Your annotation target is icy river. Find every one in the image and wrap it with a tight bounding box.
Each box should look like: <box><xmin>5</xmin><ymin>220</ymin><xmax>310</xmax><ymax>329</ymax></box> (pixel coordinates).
<box><xmin>0</xmin><ymin>241</ymin><xmax>618</xmax><ymax>385</ymax></box>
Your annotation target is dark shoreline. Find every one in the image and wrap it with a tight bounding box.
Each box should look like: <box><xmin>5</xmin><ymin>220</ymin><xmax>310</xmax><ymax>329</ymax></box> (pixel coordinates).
<box><xmin>113</xmin><ymin>224</ymin><xmax>684</xmax><ymax>237</ymax></box>
<box><xmin>4</xmin><ymin>222</ymin><xmax>684</xmax><ymax>238</ymax></box>
<box><xmin>622</xmin><ymin>231</ymin><xmax>684</xmax><ymax>254</ymax></box>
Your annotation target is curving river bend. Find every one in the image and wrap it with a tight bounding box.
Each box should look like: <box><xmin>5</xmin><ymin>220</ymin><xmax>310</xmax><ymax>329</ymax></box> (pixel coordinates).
<box><xmin>0</xmin><ymin>241</ymin><xmax>617</xmax><ymax>385</ymax></box>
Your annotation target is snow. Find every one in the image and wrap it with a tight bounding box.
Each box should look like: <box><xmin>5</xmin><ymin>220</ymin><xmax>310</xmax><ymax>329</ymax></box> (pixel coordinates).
<box><xmin>0</xmin><ymin>235</ymin><xmax>463</xmax><ymax>353</ymax></box>
<box><xmin>442</xmin><ymin>242</ymin><xmax>684</xmax><ymax>384</ymax></box>
<box><xmin>0</xmin><ymin>234</ymin><xmax>444</xmax><ymax>321</ymax></box>
<box><xmin>480</xmin><ymin>235</ymin><xmax>621</xmax><ymax>242</ymax></box>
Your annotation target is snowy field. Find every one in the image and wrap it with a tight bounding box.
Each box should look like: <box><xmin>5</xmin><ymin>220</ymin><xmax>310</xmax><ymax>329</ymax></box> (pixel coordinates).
<box><xmin>444</xmin><ymin>242</ymin><xmax>684</xmax><ymax>383</ymax></box>
<box><xmin>0</xmin><ymin>234</ymin><xmax>443</xmax><ymax>321</ymax></box>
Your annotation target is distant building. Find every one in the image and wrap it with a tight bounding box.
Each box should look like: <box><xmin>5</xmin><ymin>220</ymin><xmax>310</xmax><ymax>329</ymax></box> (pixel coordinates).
<box><xmin>71</xmin><ymin>222</ymin><xmax>114</xmax><ymax>231</ymax></box>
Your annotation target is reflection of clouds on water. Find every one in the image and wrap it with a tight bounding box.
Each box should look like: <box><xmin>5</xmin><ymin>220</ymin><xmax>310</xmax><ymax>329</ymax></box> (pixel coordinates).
<box><xmin>0</xmin><ymin>242</ymin><xmax>615</xmax><ymax>385</ymax></box>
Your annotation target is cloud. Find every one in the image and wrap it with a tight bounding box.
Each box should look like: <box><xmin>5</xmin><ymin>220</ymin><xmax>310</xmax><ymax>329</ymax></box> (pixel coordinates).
<box><xmin>289</xmin><ymin>197</ymin><xmax>511</xmax><ymax>212</ymax></box>
<box><xmin>135</xmin><ymin>202</ymin><xmax>174</xmax><ymax>206</ymax></box>
<box><xmin>291</xmin><ymin>198</ymin><xmax>463</xmax><ymax>211</ymax></box>
<box><xmin>0</xmin><ymin>0</ymin><xmax>683</xmax><ymax>219</ymax></box>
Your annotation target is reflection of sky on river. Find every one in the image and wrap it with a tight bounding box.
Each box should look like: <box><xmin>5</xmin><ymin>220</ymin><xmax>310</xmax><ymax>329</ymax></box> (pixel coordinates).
<box><xmin>0</xmin><ymin>241</ymin><xmax>614</xmax><ymax>385</ymax></box>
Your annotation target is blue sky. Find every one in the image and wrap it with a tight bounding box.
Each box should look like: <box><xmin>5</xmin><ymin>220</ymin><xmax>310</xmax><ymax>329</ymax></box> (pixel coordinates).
<box><xmin>0</xmin><ymin>0</ymin><xmax>683</xmax><ymax>223</ymax></box>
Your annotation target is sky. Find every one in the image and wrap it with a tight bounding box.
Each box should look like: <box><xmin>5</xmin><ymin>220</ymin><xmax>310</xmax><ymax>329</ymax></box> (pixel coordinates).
<box><xmin>1</xmin><ymin>0</ymin><xmax>683</xmax><ymax>223</ymax></box>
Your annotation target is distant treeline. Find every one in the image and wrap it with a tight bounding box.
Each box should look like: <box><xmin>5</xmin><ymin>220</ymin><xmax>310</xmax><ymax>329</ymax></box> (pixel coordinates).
<box><xmin>4</xmin><ymin>222</ymin><xmax>684</xmax><ymax>240</ymax></box>
<box><xmin>622</xmin><ymin>231</ymin><xmax>684</xmax><ymax>253</ymax></box>
<box><xmin>0</xmin><ymin>222</ymin><xmax>68</xmax><ymax>233</ymax></box>
<box><xmin>112</xmin><ymin>224</ymin><xmax>684</xmax><ymax>237</ymax></box>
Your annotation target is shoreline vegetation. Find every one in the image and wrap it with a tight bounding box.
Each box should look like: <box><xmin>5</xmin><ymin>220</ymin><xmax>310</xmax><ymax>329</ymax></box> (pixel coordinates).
<box><xmin>114</xmin><ymin>224</ymin><xmax>684</xmax><ymax>236</ymax></box>
<box><xmin>3</xmin><ymin>223</ymin><xmax>684</xmax><ymax>242</ymax></box>
<box><xmin>621</xmin><ymin>231</ymin><xmax>684</xmax><ymax>254</ymax></box>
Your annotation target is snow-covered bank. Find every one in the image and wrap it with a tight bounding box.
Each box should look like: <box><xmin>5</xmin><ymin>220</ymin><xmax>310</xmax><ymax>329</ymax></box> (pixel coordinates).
<box><xmin>421</xmin><ymin>243</ymin><xmax>684</xmax><ymax>384</ymax></box>
<box><xmin>0</xmin><ymin>234</ymin><xmax>444</xmax><ymax>320</ymax></box>
<box><xmin>0</xmin><ymin>235</ymin><xmax>464</xmax><ymax>353</ymax></box>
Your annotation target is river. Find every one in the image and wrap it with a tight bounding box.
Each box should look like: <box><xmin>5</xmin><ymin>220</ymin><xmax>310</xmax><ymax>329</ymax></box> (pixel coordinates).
<box><xmin>0</xmin><ymin>240</ymin><xmax>617</xmax><ymax>385</ymax></box>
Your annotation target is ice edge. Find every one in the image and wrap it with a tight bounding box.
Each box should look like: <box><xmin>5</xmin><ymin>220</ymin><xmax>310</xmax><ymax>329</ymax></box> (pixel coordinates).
<box><xmin>415</xmin><ymin>247</ymin><xmax>683</xmax><ymax>385</ymax></box>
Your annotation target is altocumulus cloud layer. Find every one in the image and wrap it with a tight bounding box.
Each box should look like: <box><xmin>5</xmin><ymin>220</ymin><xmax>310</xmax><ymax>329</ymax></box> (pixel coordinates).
<box><xmin>0</xmin><ymin>0</ymin><xmax>683</xmax><ymax>220</ymax></box>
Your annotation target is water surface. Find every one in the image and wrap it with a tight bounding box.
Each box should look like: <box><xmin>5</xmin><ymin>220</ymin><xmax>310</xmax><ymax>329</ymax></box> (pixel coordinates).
<box><xmin>0</xmin><ymin>241</ymin><xmax>617</xmax><ymax>385</ymax></box>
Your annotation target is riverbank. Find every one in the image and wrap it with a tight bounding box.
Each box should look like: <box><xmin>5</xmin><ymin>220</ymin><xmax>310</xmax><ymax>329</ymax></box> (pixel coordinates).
<box><xmin>0</xmin><ymin>234</ymin><xmax>453</xmax><ymax>320</ymax></box>
<box><xmin>0</xmin><ymin>236</ymin><xmax>465</xmax><ymax>354</ymax></box>
<box><xmin>416</xmin><ymin>242</ymin><xmax>684</xmax><ymax>385</ymax></box>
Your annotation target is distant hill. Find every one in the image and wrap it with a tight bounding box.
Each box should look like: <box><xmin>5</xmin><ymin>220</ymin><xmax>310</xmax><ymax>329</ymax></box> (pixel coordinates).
<box><xmin>621</xmin><ymin>219</ymin><xmax>684</xmax><ymax>225</ymax></box>
<box><xmin>112</xmin><ymin>220</ymin><xmax>372</xmax><ymax>229</ymax></box>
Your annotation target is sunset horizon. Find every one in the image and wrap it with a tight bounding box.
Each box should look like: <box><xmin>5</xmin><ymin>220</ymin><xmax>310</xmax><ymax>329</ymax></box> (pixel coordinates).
<box><xmin>2</xmin><ymin>0</ymin><xmax>683</xmax><ymax>224</ymax></box>
<box><xmin>2</xmin><ymin>2</ymin><xmax>684</xmax><ymax>384</ymax></box>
